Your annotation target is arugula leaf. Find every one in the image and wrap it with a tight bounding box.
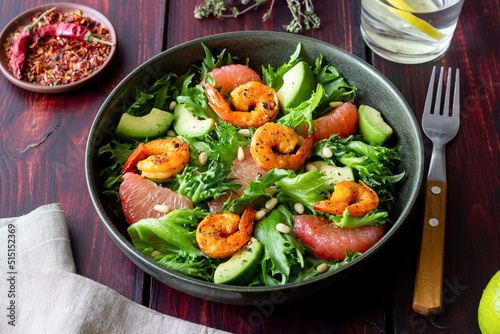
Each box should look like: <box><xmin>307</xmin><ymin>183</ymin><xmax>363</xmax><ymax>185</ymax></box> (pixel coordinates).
<box><xmin>277</xmin><ymin>83</ymin><xmax>324</xmax><ymax>134</ymax></box>
<box><xmin>275</xmin><ymin>170</ymin><xmax>328</xmax><ymax>212</ymax></box>
<box><xmin>261</xmin><ymin>43</ymin><xmax>302</xmax><ymax>91</ymax></box>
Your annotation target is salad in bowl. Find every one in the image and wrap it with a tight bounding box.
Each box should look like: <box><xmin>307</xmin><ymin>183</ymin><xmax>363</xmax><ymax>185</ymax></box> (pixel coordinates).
<box><xmin>86</xmin><ymin>32</ymin><xmax>423</xmax><ymax>304</ymax></box>
<box><xmin>96</xmin><ymin>42</ymin><xmax>404</xmax><ymax>287</ymax></box>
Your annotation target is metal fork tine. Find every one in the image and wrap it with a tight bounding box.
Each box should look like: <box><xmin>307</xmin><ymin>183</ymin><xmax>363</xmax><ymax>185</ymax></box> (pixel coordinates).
<box><xmin>424</xmin><ymin>66</ymin><xmax>436</xmax><ymax>115</ymax></box>
<box><xmin>453</xmin><ymin>69</ymin><xmax>460</xmax><ymax>117</ymax></box>
<box><xmin>434</xmin><ymin>67</ymin><xmax>444</xmax><ymax>115</ymax></box>
<box><xmin>443</xmin><ymin>68</ymin><xmax>452</xmax><ymax>116</ymax></box>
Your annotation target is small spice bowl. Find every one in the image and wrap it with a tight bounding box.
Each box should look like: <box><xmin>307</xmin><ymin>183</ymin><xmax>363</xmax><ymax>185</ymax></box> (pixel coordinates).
<box><xmin>0</xmin><ymin>3</ymin><xmax>117</xmax><ymax>93</ymax></box>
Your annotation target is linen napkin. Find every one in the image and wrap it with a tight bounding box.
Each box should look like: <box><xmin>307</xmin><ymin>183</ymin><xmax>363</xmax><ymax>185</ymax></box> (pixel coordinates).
<box><xmin>0</xmin><ymin>203</ymin><xmax>231</xmax><ymax>334</ymax></box>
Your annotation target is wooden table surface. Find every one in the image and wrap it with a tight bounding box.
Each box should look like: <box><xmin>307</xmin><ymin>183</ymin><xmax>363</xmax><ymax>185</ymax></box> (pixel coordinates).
<box><xmin>1</xmin><ymin>1</ymin><xmax>499</xmax><ymax>333</ymax></box>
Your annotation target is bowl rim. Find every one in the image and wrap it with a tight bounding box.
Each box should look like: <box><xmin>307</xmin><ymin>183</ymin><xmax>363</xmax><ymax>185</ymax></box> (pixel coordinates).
<box><xmin>0</xmin><ymin>2</ymin><xmax>117</xmax><ymax>93</ymax></box>
<box><xmin>86</xmin><ymin>31</ymin><xmax>424</xmax><ymax>296</ymax></box>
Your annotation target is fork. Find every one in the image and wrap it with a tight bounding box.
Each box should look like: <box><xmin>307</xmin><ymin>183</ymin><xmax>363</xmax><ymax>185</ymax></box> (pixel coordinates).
<box><xmin>412</xmin><ymin>66</ymin><xmax>460</xmax><ymax>316</ymax></box>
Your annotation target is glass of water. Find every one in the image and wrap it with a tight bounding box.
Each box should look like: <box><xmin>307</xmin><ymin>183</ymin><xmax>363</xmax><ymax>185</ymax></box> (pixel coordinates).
<box><xmin>361</xmin><ymin>0</ymin><xmax>465</xmax><ymax>64</ymax></box>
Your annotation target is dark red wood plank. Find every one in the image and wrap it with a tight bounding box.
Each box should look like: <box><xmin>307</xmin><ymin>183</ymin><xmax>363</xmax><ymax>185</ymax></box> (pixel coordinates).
<box><xmin>0</xmin><ymin>0</ymin><xmax>167</xmax><ymax>302</ymax></box>
<box><xmin>368</xmin><ymin>1</ymin><xmax>500</xmax><ymax>332</ymax></box>
<box><xmin>149</xmin><ymin>1</ymin><xmax>392</xmax><ymax>333</ymax></box>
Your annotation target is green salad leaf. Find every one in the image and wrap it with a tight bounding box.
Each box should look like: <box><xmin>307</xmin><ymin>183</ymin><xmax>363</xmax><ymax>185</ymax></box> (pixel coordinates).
<box><xmin>254</xmin><ymin>205</ymin><xmax>304</xmax><ymax>285</ymax></box>
<box><xmin>275</xmin><ymin>170</ymin><xmax>328</xmax><ymax>212</ymax></box>
<box><xmin>313</xmin><ymin>135</ymin><xmax>404</xmax><ymax>209</ymax></box>
<box><xmin>174</xmin><ymin>161</ymin><xmax>240</xmax><ymax>204</ymax></box>
<box><xmin>125</xmin><ymin>73</ymin><xmax>179</xmax><ymax>117</ymax></box>
<box><xmin>128</xmin><ymin>208</ymin><xmax>215</xmax><ymax>280</ymax></box>
<box><xmin>312</xmin><ymin>55</ymin><xmax>357</xmax><ymax>117</ymax></box>
<box><xmin>222</xmin><ymin>169</ymin><xmax>293</xmax><ymax>215</ymax></box>
<box><xmin>261</xmin><ymin>43</ymin><xmax>302</xmax><ymax>91</ymax></box>
<box><xmin>277</xmin><ymin>83</ymin><xmax>324</xmax><ymax>134</ymax></box>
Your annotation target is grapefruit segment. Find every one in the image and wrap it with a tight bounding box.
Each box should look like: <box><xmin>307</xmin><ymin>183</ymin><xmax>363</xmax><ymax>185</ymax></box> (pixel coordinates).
<box><xmin>297</xmin><ymin>102</ymin><xmax>358</xmax><ymax>141</ymax></box>
<box><xmin>119</xmin><ymin>172</ymin><xmax>193</xmax><ymax>224</ymax></box>
<box><xmin>293</xmin><ymin>215</ymin><xmax>385</xmax><ymax>261</ymax></box>
<box><xmin>208</xmin><ymin>146</ymin><xmax>268</xmax><ymax>212</ymax></box>
<box><xmin>202</xmin><ymin>64</ymin><xmax>263</xmax><ymax>94</ymax></box>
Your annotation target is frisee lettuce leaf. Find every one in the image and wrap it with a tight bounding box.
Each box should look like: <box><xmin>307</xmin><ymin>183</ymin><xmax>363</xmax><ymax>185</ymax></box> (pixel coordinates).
<box><xmin>125</xmin><ymin>73</ymin><xmax>179</xmax><ymax>117</ymax></box>
<box><xmin>312</xmin><ymin>55</ymin><xmax>357</xmax><ymax>117</ymax></box>
<box><xmin>174</xmin><ymin>161</ymin><xmax>241</xmax><ymax>204</ymax></box>
<box><xmin>313</xmin><ymin>135</ymin><xmax>404</xmax><ymax>210</ymax></box>
<box><xmin>261</xmin><ymin>43</ymin><xmax>302</xmax><ymax>91</ymax></box>
<box><xmin>254</xmin><ymin>205</ymin><xmax>304</xmax><ymax>285</ymax></box>
<box><xmin>222</xmin><ymin>169</ymin><xmax>294</xmax><ymax>215</ymax></box>
<box><xmin>277</xmin><ymin>83</ymin><xmax>324</xmax><ymax>135</ymax></box>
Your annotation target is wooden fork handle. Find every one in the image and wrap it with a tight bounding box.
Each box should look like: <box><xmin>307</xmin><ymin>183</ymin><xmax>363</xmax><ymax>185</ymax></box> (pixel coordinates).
<box><xmin>413</xmin><ymin>180</ymin><xmax>447</xmax><ymax>315</ymax></box>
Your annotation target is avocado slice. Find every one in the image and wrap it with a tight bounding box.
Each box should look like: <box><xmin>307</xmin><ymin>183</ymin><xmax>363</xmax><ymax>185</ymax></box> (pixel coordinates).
<box><xmin>309</xmin><ymin>161</ymin><xmax>354</xmax><ymax>186</ymax></box>
<box><xmin>276</xmin><ymin>61</ymin><xmax>316</xmax><ymax>112</ymax></box>
<box><xmin>115</xmin><ymin>108</ymin><xmax>173</xmax><ymax>142</ymax></box>
<box><xmin>358</xmin><ymin>105</ymin><xmax>393</xmax><ymax>145</ymax></box>
<box><xmin>214</xmin><ymin>239</ymin><xmax>263</xmax><ymax>285</ymax></box>
<box><xmin>172</xmin><ymin>104</ymin><xmax>215</xmax><ymax>138</ymax></box>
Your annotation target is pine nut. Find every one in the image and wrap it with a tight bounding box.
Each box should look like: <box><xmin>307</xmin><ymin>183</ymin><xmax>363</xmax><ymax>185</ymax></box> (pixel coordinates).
<box><xmin>264</xmin><ymin>187</ymin><xmax>278</xmax><ymax>195</ymax></box>
<box><xmin>322</xmin><ymin>147</ymin><xmax>333</xmax><ymax>158</ymax></box>
<box><xmin>153</xmin><ymin>204</ymin><xmax>170</xmax><ymax>213</ymax></box>
<box><xmin>276</xmin><ymin>223</ymin><xmax>291</xmax><ymax>234</ymax></box>
<box><xmin>265</xmin><ymin>197</ymin><xmax>278</xmax><ymax>211</ymax></box>
<box><xmin>169</xmin><ymin>101</ymin><xmax>177</xmax><ymax>110</ymax></box>
<box><xmin>238</xmin><ymin>129</ymin><xmax>251</xmax><ymax>137</ymax></box>
<box><xmin>199</xmin><ymin>152</ymin><xmax>208</xmax><ymax>165</ymax></box>
<box><xmin>316</xmin><ymin>263</ymin><xmax>328</xmax><ymax>273</ymax></box>
<box><xmin>151</xmin><ymin>250</ymin><xmax>162</xmax><ymax>258</ymax></box>
<box><xmin>329</xmin><ymin>101</ymin><xmax>343</xmax><ymax>108</ymax></box>
<box><xmin>237</xmin><ymin>146</ymin><xmax>245</xmax><ymax>161</ymax></box>
<box><xmin>167</xmin><ymin>129</ymin><xmax>177</xmax><ymax>137</ymax></box>
<box><xmin>305</xmin><ymin>163</ymin><xmax>318</xmax><ymax>172</ymax></box>
<box><xmin>297</xmin><ymin>135</ymin><xmax>305</xmax><ymax>146</ymax></box>
<box><xmin>294</xmin><ymin>203</ymin><xmax>304</xmax><ymax>214</ymax></box>
<box><xmin>255</xmin><ymin>209</ymin><xmax>268</xmax><ymax>220</ymax></box>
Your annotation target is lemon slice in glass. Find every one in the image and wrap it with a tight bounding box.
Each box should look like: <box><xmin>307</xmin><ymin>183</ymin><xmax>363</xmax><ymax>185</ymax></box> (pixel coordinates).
<box><xmin>384</xmin><ymin>0</ymin><xmax>445</xmax><ymax>40</ymax></box>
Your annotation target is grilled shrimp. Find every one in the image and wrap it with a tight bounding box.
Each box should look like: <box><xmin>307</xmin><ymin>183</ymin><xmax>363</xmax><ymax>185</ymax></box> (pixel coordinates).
<box><xmin>313</xmin><ymin>181</ymin><xmax>379</xmax><ymax>217</ymax></box>
<box><xmin>196</xmin><ymin>204</ymin><xmax>256</xmax><ymax>258</ymax></box>
<box><xmin>205</xmin><ymin>82</ymin><xmax>279</xmax><ymax>128</ymax></box>
<box><xmin>121</xmin><ymin>138</ymin><xmax>190</xmax><ymax>180</ymax></box>
<box><xmin>250</xmin><ymin>122</ymin><xmax>314</xmax><ymax>171</ymax></box>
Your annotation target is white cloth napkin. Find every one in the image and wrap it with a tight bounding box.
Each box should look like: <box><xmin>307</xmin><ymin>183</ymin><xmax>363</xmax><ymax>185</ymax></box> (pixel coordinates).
<box><xmin>0</xmin><ymin>204</ymin><xmax>231</xmax><ymax>334</ymax></box>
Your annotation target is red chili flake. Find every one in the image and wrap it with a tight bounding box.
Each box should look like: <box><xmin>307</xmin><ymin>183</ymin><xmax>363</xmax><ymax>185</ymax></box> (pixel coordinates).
<box><xmin>2</xmin><ymin>8</ymin><xmax>113</xmax><ymax>86</ymax></box>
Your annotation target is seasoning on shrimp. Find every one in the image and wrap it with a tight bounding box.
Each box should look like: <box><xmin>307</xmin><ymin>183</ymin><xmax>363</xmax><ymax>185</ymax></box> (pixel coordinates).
<box><xmin>313</xmin><ymin>181</ymin><xmax>379</xmax><ymax>217</ymax></box>
<box><xmin>122</xmin><ymin>138</ymin><xmax>190</xmax><ymax>180</ymax></box>
<box><xmin>205</xmin><ymin>81</ymin><xmax>279</xmax><ymax>128</ymax></box>
<box><xmin>196</xmin><ymin>204</ymin><xmax>256</xmax><ymax>258</ymax></box>
<box><xmin>250</xmin><ymin>122</ymin><xmax>314</xmax><ymax>171</ymax></box>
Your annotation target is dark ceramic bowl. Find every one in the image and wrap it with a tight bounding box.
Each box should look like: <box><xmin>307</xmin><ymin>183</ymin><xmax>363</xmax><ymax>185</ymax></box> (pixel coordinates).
<box><xmin>85</xmin><ymin>31</ymin><xmax>424</xmax><ymax>305</ymax></box>
<box><xmin>0</xmin><ymin>3</ymin><xmax>117</xmax><ymax>93</ymax></box>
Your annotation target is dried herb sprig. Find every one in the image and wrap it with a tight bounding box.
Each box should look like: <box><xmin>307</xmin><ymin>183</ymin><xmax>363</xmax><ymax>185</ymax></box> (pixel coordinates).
<box><xmin>194</xmin><ymin>0</ymin><xmax>319</xmax><ymax>33</ymax></box>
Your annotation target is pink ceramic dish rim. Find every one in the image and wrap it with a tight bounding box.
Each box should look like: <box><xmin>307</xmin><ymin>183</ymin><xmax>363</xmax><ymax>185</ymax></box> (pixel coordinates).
<box><xmin>0</xmin><ymin>2</ymin><xmax>117</xmax><ymax>93</ymax></box>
